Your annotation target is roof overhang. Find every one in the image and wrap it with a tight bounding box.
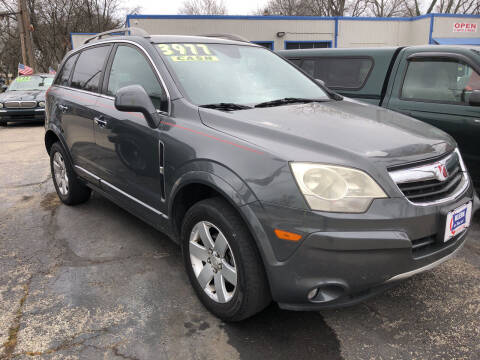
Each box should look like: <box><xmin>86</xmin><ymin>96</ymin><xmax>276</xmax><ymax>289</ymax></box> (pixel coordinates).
<box><xmin>433</xmin><ymin>37</ymin><xmax>480</xmax><ymax>45</ymax></box>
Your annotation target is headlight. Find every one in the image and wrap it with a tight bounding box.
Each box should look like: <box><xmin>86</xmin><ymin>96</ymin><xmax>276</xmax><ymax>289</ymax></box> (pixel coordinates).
<box><xmin>0</xmin><ymin>103</ymin><xmax>3</xmax><ymax>109</ymax></box>
<box><xmin>290</xmin><ymin>163</ymin><xmax>387</xmax><ymax>213</ymax></box>
<box><xmin>38</xmin><ymin>101</ymin><xmax>45</xmax><ymax>107</ymax></box>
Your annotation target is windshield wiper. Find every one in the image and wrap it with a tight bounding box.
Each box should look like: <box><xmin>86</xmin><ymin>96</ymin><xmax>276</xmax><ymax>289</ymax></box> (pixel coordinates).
<box><xmin>200</xmin><ymin>103</ymin><xmax>252</xmax><ymax>111</ymax></box>
<box><xmin>254</xmin><ymin>97</ymin><xmax>330</xmax><ymax>108</ymax></box>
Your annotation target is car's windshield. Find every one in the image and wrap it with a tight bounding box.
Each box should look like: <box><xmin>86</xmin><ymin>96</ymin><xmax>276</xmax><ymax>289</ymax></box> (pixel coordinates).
<box><xmin>156</xmin><ymin>43</ymin><xmax>330</xmax><ymax>105</ymax></box>
<box><xmin>8</xmin><ymin>76</ymin><xmax>53</xmax><ymax>91</ymax></box>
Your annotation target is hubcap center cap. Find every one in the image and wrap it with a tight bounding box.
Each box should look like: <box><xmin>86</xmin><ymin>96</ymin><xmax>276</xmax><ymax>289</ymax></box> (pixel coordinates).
<box><xmin>210</xmin><ymin>255</ymin><xmax>221</xmax><ymax>269</ymax></box>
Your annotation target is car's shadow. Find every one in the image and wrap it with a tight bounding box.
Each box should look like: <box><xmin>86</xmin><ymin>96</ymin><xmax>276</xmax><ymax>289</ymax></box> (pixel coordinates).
<box><xmin>1</xmin><ymin>121</ymin><xmax>44</xmax><ymax>128</ymax></box>
<box><xmin>47</xmin><ymin>191</ymin><xmax>344</xmax><ymax>358</ymax></box>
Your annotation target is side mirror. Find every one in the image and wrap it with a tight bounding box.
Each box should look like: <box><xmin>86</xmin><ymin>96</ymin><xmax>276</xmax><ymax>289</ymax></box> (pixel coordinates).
<box><xmin>315</xmin><ymin>79</ymin><xmax>325</xmax><ymax>87</ymax></box>
<box><xmin>1</xmin><ymin>85</ymin><xmax>7</xmax><ymax>93</ymax></box>
<box><xmin>114</xmin><ymin>85</ymin><xmax>160</xmax><ymax>128</ymax></box>
<box><xmin>468</xmin><ymin>90</ymin><xmax>480</xmax><ymax>106</ymax></box>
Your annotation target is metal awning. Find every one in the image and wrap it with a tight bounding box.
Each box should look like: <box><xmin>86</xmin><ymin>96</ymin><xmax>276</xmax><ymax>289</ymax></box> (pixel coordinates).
<box><xmin>433</xmin><ymin>37</ymin><xmax>480</xmax><ymax>45</ymax></box>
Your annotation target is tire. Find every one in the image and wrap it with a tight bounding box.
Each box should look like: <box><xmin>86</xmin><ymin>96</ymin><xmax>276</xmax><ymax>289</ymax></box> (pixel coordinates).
<box><xmin>49</xmin><ymin>142</ymin><xmax>91</xmax><ymax>205</ymax></box>
<box><xmin>181</xmin><ymin>197</ymin><xmax>271</xmax><ymax>321</ymax></box>
<box><xmin>0</xmin><ymin>121</ymin><xmax>7</xmax><ymax>127</ymax></box>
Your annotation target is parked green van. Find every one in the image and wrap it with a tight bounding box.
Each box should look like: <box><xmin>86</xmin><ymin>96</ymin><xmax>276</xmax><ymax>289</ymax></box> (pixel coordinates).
<box><xmin>278</xmin><ymin>46</ymin><xmax>480</xmax><ymax>186</ymax></box>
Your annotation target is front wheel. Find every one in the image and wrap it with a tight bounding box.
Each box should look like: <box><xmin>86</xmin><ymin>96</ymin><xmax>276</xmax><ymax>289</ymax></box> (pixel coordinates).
<box><xmin>181</xmin><ymin>198</ymin><xmax>271</xmax><ymax>321</ymax></box>
<box><xmin>50</xmin><ymin>142</ymin><xmax>91</xmax><ymax>205</ymax></box>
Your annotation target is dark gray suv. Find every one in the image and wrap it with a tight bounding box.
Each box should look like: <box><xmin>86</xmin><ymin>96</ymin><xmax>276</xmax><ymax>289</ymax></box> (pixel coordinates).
<box><xmin>45</xmin><ymin>28</ymin><xmax>479</xmax><ymax>321</ymax></box>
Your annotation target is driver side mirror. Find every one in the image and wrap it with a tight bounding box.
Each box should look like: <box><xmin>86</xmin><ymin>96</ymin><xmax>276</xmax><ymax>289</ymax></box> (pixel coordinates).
<box><xmin>114</xmin><ymin>85</ymin><xmax>161</xmax><ymax>128</ymax></box>
<box><xmin>315</xmin><ymin>79</ymin><xmax>325</xmax><ymax>87</ymax></box>
<box><xmin>1</xmin><ymin>85</ymin><xmax>7</xmax><ymax>93</ymax></box>
<box><xmin>468</xmin><ymin>90</ymin><xmax>480</xmax><ymax>106</ymax></box>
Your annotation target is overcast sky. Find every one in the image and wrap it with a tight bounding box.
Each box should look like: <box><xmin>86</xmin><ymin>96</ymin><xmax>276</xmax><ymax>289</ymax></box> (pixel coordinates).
<box><xmin>133</xmin><ymin>0</ymin><xmax>269</xmax><ymax>15</ymax></box>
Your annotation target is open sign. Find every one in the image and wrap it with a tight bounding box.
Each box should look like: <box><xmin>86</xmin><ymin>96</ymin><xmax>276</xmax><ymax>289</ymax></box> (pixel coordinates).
<box><xmin>453</xmin><ymin>22</ymin><xmax>477</xmax><ymax>33</ymax></box>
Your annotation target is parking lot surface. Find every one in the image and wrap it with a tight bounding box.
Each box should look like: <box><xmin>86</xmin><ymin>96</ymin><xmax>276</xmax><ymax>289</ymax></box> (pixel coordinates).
<box><xmin>1</xmin><ymin>123</ymin><xmax>479</xmax><ymax>360</ymax></box>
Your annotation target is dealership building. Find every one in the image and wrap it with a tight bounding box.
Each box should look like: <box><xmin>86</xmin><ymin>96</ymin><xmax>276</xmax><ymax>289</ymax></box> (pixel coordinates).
<box><xmin>71</xmin><ymin>13</ymin><xmax>480</xmax><ymax>50</ymax></box>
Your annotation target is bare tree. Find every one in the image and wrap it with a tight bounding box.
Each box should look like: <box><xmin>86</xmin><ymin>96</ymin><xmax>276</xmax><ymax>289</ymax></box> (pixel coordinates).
<box><xmin>178</xmin><ymin>0</ymin><xmax>227</xmax><ymax>15</ymax></box>
<box><xmin>260</xmin><ymin>0</ymin><xmax>368</xmax><ymax>16</ymax></box>
<box><xmin>0</xmin><ymin>0</ymin><xmax>135</xmax><ymax>76</ymax></box>
<box><xmin>306</xmin><ymin>0</ymin><xmax>368</xmax><ymax>16</ymax></box>
<box><xmin>404</xmin><ymin>0</ymin><xmax>480</xmax><ymax>15</ymax></box>
<box><xmin>261</xmin><ymin>0</ymin><xmax>480</xmax><ymax>16</ymax></box>
<box><xmin>366</xmin><ymin>0</ymin><xmax>412</xmax><ymax>16</ymax></box>
<box><xmin>435</xmin><ymin>0</ymin><xmax>480</xmax><ymax>14</ymax></box>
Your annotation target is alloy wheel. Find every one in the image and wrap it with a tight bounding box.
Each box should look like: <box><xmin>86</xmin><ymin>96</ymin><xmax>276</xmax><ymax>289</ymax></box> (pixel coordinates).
<box><xmin>53</xmin><ymin>152</ymin><xmax>69</xmax><ymax>196</ymax></box>
<box><xmin>189</xmin><ymin>221</ymin><xmax>237</xmax><ymax>303</ymax></box>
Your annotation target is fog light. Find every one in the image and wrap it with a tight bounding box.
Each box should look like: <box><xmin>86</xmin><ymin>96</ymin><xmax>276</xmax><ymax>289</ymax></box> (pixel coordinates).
<box><xmin>307</xmin><ymin>288</ymin><xmax>319</xmax><ymax>300</ymax></box>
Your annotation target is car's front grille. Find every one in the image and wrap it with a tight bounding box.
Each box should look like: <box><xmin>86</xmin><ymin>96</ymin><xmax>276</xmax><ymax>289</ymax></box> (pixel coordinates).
<box><xmin>4</xmin><ymin>101</ymin><xmax>37</xmax><ymax>108</ymax></box>
<box><xmin>397</xmin><ymin>171</ymin><xmax>462</xmax><ymax>203</ymax></box>
<box><xmin>10</xmin><ymin>114</ymin><xmax>35</xmax><ymax>119</ymax></box>
<box><xmin>389</xmin><ymin>150</ymin><xmax>467</xmax><ymax>205</ymax></box>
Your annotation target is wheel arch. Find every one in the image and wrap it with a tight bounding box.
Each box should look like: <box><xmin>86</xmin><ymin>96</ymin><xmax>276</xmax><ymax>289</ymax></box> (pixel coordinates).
<box><xmin>169</xmin><ymin>170</ymin><xmax>256</xmax><ymax>240</ymax></box>
<box><xmin>44</xmin><ymin>126</ymin><xmax>75</xmax><ymax>167</ymax></box>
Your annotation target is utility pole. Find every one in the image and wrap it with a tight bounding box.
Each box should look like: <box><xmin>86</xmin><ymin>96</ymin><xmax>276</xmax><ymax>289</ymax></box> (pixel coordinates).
<box><xmin>17</xmin><ymin>0</ymin><xmax>36</xmax><ymax>71</ymax></box>
<box><xmin>16</xmin><ymin>3</ymin><xmax>27</xmax><ymax>68</ymax></box>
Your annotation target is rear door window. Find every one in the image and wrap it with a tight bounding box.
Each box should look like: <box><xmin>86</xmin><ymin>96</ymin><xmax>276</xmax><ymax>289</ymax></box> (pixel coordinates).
<box><xmin>55</xmin><ymin>54</ymin><xmax>78</xmax><ymax>87</ymax></box>
<box><xmin>300</xmin><ymin>57</ymin><xmax>373</xmax><ymax>89</ymax></box>
<box><xmin>71</xmin><ymin>45</ymin><xmax>111</xmax><ymax>93</ymax></box>
<box><xmin>402</xmin><ymin>59</ymin><xmax>480</xmax><ymax>104</ymax></box>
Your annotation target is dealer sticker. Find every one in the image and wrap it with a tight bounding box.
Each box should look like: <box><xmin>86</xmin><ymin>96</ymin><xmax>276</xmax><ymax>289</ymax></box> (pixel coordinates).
<box><xmin>157</xmin><ymin>44</ymin><xmax>218</xmax><ymax>61</ymax></box>
<box><xmin>444</xmin><ymin>202</ymin><xmax>472</xmax><ymax>242</ymax></box>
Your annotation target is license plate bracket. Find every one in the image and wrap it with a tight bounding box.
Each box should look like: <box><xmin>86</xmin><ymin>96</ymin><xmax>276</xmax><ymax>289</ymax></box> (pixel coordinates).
<box><xmin>442</xmin><ymin>202</ymin><xmax>472</xmax><ymax>243</ymax></box>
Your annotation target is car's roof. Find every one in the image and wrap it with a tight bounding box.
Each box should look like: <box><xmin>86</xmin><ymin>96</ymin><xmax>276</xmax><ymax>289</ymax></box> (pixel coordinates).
<box><xmin>277</xmin><ymin>47</ymin><xmax>399</xmax><ymax>57</ymax></box>
<box><xmin>84</xmin><ymin>34</ymin><xmax>256</xmax><ymax>47</ymax></box>
<box><xmin>150</xmin><ymin>34</ymin><xmax>254</xmax><ymax>46</ymax></box>
<box><xmin>278</xmin><ymin>44</ymin><xmax>480</xmax><ymax>57</ymax></box>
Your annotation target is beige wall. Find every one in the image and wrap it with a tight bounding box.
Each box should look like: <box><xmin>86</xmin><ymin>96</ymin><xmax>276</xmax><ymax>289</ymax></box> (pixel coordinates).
<box><xmin>70</xmin><ymin>15</ymin><xmax>480</xmax><ymax>50</ymax></box>
<box><xmin>71</xmin><ymin>34</ymin><xmax>96</xmax><ymax>49</ymax></box>
<box><xmin>405</xmin><ymin>17</ymin><xmax>431</xmax><ymax>45</ymax></box>
<box><xmin>339</xmin><ymin>20</ymin><xmax>402</xmax><ymax>47</ymax></box>
<box><xmin>433</xmin><ymin>16</ymin><xmax>480</xmax><ymax>39</ymax></box>
<box><xmin>130</xmin><ymin>18</ymin><xmax>335</xmax><ymax>50</ymax></box>
<box><xmin>338</xmin><ymin>18</ymin><xmax>431</xmax><ymax>48</ymax></box>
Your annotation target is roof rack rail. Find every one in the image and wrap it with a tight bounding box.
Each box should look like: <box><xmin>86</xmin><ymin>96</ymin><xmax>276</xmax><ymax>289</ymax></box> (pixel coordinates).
<box><xmin>84</xmin><ymin>27</ymin><xmax>150</xmax><ymax>44</ymax></box>
<box><xmin>200</xmin><ymin>33</ymin><xmax>250</xmax><ymax>43</ymax></box>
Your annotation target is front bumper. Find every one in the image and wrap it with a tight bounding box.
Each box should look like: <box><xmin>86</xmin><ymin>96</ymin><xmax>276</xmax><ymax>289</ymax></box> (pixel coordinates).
<box><xmin>244</xmin><ymin>181</ymin><xmax>478</xmax><ymax>311</ymax></box>
<box><xmin>0</xmin><ymin>108</ymin><xmax>45</xmax><ymax>122</ymax></box>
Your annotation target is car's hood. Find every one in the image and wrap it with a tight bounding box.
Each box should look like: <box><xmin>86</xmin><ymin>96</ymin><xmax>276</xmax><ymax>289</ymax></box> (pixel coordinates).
<box><xmin>0</xmin><ymin>90</ymin><xmax>45</xmax><ymax>102</ymax></box>
<box><xmin>199</xmin><ymin>99</ymin><xmax>455</xmax><ymax>168</ymax></box>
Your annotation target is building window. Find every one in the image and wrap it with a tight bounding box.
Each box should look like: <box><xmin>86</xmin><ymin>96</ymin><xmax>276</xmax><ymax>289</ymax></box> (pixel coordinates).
<box><xmin>285</xmin><ymin>41</ymin><xmax>331</xmax><ymax>50</ymax></box>
<box><xmin>300</xmin><ymin>57</ymin><xmax>373</xmax><ymax>90</ymax></box>
<box><xmin>252</xmin><ymin>41</ymin><xmax>274</xmax><ymax>50</ymax></box>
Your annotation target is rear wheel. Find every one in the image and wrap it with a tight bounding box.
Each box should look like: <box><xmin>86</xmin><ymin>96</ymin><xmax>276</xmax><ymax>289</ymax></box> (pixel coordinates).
<box><xmin>181</xmin><ymin>197</ymin><xmax>271</xmax><ymax>321</ymax></box>
<box><xmin>50</xmin><ymin>142</ymin><xmax>91</xmax><ymax>205</ymax></box>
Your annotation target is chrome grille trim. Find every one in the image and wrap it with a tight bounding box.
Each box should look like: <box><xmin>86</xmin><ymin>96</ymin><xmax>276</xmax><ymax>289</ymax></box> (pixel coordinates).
<box><xmin>4</xmin><ymin>100</ymin><xmax>37</xmax><ymax>109</ymax></box>
<box><xmin>389</xmin><ymin>149</ymin><xmax>469</xmax><ymax>206</ymax></box>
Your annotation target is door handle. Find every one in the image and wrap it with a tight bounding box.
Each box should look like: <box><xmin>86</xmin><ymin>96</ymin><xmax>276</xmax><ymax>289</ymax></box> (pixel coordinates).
<box><xmin>58</xmin><ymin>104</ymin><xmax>69</xmax><ymax>112</ymax></box>
<box><xmin>94</xmin><ymin>116</ymin><xmax>107</xmax><ymax>128</ymax></box>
